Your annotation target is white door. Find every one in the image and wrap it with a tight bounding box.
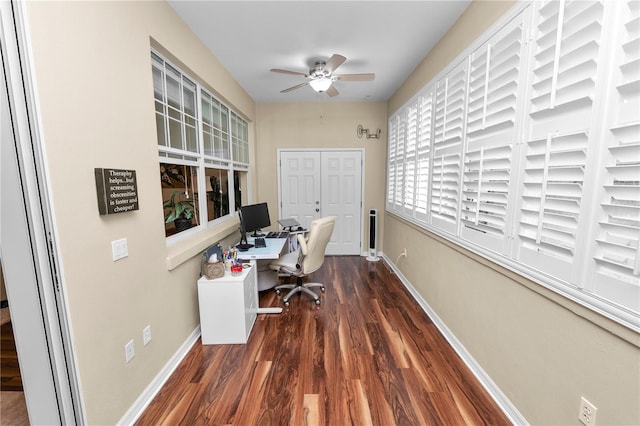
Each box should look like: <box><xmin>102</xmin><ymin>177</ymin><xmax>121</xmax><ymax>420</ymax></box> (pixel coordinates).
<box><xmin>321</xmin><ymin>151</ymin><xmax>362</xmax><ymax>255</ymax></box>
<box><xmin>279</xmin><ymin>151</ymin><xmax>321</xmax><ymax>227</ymax></box>
<box><xmin>279</xmin><ymin>150</ymin><xmax>363</xmax><ymax>255</ymax></box>
<box><xmin>1</xmin><ymin>3</ymin><xmax>80</xmax><ymax>423</ymax></box>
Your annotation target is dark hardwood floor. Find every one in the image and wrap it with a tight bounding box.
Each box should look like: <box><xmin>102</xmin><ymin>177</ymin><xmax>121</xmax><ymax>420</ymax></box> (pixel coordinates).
<box><xmin>1</xmin><ymin>321</ymin><xmax>23</xmax><ymax>391</ymax></box>
<box><xmin>136</xmin><ymin>256</ymin><xmax>510</xmax><ymax>425</ymax></box>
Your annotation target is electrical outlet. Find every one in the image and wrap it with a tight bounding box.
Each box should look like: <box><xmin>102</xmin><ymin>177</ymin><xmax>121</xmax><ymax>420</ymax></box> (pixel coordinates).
<box><xmin>143</xmin><ymin>325</ymin><xmax>152</xmax><ymax>346</ymax></box>
<box><xmin>124</xmin><ymin>340</ymin><xmax>135</xmax><ymax>363</ymax></box>
<box><xmin>579</xmin><ymin>397</ymin><xmax>597</xmax><ymax>426</ymax></box>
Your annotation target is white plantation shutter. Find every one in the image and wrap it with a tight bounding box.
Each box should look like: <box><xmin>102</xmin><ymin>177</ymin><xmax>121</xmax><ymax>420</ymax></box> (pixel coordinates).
<box><xmin>430</xmin><ymin>60</ymin><xmax>468</xmax><ymax>234</ymax></box>
<box><xmin>516</xmin><ymin>131</ymin><xmax>589</xmax><ymax>281</ymax></box>
<box><xmin>527</xmin><ymin>0</ymin><xmax>604</xmax><ymax>129</ymax></box>
<box><xmin>386</xmin><ymin>115</ymin><xmax>400</xmax><ymax>212</ymax></box>
<box><xmin>588</xmin><ymin>0</ymin><xmax>640</xmax><ymax>312</ymax></box>
<box><xmin>394</xmin><ymin>113</ymin><xmax>406</xmax><ymax>210</ymax></box>
<box><xmin>514</xmin><ymin>0</ymin><xmax>606</xmax><ymax>283</ymax></box>
<box><xmin>415</xmin><ymin>88</ymin><xmax>434</xmax><ymax>222</ymax></box>
<box><xmin>404</xmin><ymin>103</ymin><xmax>419</xmax><ymax>214</ymax></box>
<box><xmin>384</xmin><ymin>2</ymin><xmax>640</xmax><ymax>329</ymax></box>
<box><xmin>461</xmin><ymin>12</ymin><xmax>527</xmax><ymax>254</ymax></box>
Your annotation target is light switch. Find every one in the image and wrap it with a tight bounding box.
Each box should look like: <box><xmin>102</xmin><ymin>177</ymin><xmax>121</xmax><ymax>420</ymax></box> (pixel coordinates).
<box><xmin>112</xmin><ymin>238</ymin><xmax>128</xmax><ymax>261</ymax></box>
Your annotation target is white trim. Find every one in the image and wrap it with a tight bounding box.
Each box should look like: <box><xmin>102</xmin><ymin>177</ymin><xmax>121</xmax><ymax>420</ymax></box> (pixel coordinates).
<box><xmin>381</xmin><ymin>253</ymin><xmax>529</xmax><ymax>426</ymax></box>
<box><xmin>117</xmin><ymin>326</ymin><xmax>201</xmax><ymax>426</ymax></box>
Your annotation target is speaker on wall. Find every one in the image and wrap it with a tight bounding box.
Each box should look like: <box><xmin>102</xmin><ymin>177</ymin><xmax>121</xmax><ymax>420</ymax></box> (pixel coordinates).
<box><xmin>366</xmin><ymin>208</ymin><xmax>379</xmax><ymax>262</ymax></box>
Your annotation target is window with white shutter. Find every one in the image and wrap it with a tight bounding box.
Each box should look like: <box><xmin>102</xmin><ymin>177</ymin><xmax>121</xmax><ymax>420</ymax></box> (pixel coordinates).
<box><xmin>513</xmin><ymin>0</ymin><xmax>605</xmax><ymax>283</ymax></box>
<box><xmin>430</xmin><ymin>60</ymin><xmax>468</xmax><ymax>234</ymax></box>
<box><xmin>383</xmin><ymin>1</ymin><xmax>640</xmax><ymax>330</ymax></box>
<box><xmin>461</xmin><ymin>12</ymin><xmax>528</xmax><ymax>254</ymax></box>
<box><xmin>588</xmin><ymin>0</ymin><xmax>640</xmax><ymax>312</ymax></box>
<box><xmin>404</xmin><ymin>103</ymin><xmax>419</xmax><ymax>215</ymax></box>
<box><xmin>394</xmin><ymin>113</ymin><xmax>406</xmax><ymax>211</ymax></box>
<box><xmin>386</xmin><ymin>115</ymin><xmax>400</xmax><ymax>212</ymax></box>
<box><xmin>415</xmin><ymin>88</ymin><xmax>434</xmax><ymax>222</ymax></box>
<box><xmin>516</xmin><ymin>131</ymin><xmax>589</xmax><ymax>282</ymax></box>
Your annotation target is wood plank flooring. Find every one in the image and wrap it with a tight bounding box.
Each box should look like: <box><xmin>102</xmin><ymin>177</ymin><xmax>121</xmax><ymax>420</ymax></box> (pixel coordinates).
<box><xmin>1</xmin><ymin>321</ymin><xmax>23</xmax><ymax>391</ymax></box>
<box><xmin>136</xmin><ymin>256</ymin><xmax>510</xmax><ymax>425</ymax></box>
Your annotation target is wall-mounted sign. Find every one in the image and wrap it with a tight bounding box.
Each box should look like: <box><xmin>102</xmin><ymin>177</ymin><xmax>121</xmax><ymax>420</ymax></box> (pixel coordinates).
<box><xmin>95</xmin><ymin>168</ymin><xmax>139</xmax><ymax>215</ymax></box>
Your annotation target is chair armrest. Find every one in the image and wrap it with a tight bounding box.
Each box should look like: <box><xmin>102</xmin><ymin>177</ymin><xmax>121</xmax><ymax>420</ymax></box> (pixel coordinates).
<box><xmin>297</xmin><ymin>233</ymin><xmax>309</xmax><ymax>256</ymax></box>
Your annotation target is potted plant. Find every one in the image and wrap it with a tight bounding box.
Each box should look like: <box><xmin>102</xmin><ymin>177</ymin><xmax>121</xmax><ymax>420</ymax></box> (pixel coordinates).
<box><xmin>164</xmin><ymin>191</ymin><xmax>195</xmax><ymax>232</ymax></box>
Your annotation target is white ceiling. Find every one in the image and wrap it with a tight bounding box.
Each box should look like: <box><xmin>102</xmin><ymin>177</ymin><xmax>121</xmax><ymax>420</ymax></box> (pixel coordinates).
<box><xmin>168</xmin><ymin>1</ymin><xmax>471</xmax><ymax>103</ymax></box>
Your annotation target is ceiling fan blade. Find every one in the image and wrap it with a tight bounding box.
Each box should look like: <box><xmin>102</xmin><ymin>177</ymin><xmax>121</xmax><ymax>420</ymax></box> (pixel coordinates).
<box><xmin>271</xmin><ymin>68</ymin><xmax>308</xmax><ymax>77</ymax></box>
<box><xmin>280</xmin><ymin>82</ymin><xmax>309</xmax><ymax>93</ymax></box>
<box><xmin>323</xmin><ymin>54</ymin><xmax>346</xmax><ymax>74</ymax></box>
<box><xmin>334</xmin><ymin>73</ymin><xmax>375</xmax><ymax>81</ymax></box>
<box><xmin>325</xmin><ymin>85</ymin><xmax>339</xmax><ymax>97</ymax></box>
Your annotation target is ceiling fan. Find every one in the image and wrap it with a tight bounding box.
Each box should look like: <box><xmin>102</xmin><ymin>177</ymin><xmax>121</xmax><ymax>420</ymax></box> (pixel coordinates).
<box><xmin>271</xmin><ymin>54</ymin><xmax>375</xmax><ymax>97</ymax></box>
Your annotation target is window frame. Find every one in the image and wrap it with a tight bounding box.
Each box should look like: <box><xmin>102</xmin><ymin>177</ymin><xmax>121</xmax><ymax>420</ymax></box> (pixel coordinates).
<box><xmin>152</xmin><ymin>50</ymin><xmax>250</xmax><ymax>243</ymax></box>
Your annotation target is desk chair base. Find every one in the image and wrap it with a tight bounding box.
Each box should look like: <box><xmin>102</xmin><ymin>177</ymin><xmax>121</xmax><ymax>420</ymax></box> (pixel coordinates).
<box><xmin>275</xmin><ymin>278</ymin><xmax>324</xmax><ymax>307</ymax></box>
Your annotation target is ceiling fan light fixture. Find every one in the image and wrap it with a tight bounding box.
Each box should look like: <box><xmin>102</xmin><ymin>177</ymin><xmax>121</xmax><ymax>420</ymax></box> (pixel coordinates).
<box><xmin>309</xmin><ymin>77</ymin><xmax>332</xmax><ymax>92</ymax></box>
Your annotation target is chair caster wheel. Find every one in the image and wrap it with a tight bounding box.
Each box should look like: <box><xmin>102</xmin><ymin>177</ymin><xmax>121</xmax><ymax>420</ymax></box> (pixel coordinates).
<box><xmin>275</xmin><ymin>289</ymin><xmax>281</xmax><ymax>295</ymax></box>
<box><xmin>315</xmin><ymin>299</ymin><xmax>321</xmax><ymax>305</ymax></box>
<box><xmin>320</xmin><ymin>287</ymin><xmax>325</xmax><ymax>292</ymax></box>
<box><xmin>284</xmin><ymin>300</ymin><xmax>290</xmax><ymax>307</ymax></box>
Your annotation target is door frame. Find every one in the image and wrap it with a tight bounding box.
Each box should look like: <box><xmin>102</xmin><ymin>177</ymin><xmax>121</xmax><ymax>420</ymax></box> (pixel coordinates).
<box><xmin>277</xmin><ymin>148</ymin><xmax>365</xmax><ymax>255</ymax></box>
<box><xmin>1</xmin><ymin>2</ymin><xmax>84</xmax><ymax>424</ymax></box>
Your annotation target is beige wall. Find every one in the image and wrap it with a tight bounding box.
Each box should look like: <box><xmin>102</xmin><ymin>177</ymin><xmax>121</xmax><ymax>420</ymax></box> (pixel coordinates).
<box><xmin>25</xmin><ymin>1</ymin><xmax>254</xmax><ymax>424</ymax></box>
<box><xmin>255</xmin><ymin>102</ymin><xmax>387</xmax><ymax>251</ymax></box>
<box><xmin>385</xmin><ymin>2</ymin><xmax>640</xmax><ymax>425</ymax></box>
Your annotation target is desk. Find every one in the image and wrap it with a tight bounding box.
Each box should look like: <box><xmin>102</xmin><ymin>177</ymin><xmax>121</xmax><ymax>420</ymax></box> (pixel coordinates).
<box><xmin>236</xmin><ymin>236</ymin><xmax>287</xmax><ymax>260</ymax></box>
<box><xmin>236</xmin><ymin>236</ymin><xmax>288</xmax><ymax>314</ymax></box>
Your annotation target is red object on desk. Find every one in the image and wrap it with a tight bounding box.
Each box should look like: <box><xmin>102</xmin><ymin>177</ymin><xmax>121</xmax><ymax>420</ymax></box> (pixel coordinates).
<box><xmin>230</xmin><ymin>264</ymin><xmax>243</xmax><ymax>276</ymax></box>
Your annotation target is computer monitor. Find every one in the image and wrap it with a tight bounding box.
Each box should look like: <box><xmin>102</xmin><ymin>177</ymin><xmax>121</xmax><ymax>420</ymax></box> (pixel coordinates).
<box><xmin>240</xmin><ymin>202</ymin><xmax>271</xmax><ymax>237</ymax></box>
<box><xmin>236</xmin><ymin>202</ymin><xmax>271</xmax><ymax>250</ymax></box>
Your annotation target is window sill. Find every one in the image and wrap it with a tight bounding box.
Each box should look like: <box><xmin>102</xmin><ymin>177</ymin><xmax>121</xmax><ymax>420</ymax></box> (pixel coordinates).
<box><xmin>165</xmin><ymin>217</ymin><xmax>239</xmax><ymax>270</ymax></box>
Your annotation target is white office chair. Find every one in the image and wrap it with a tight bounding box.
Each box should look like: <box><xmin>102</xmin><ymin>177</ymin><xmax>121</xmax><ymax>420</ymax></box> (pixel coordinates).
<box><xmin>269</xmin><ymin>216</ymin><xmax>336</xmax><ymax>306</ymax></box>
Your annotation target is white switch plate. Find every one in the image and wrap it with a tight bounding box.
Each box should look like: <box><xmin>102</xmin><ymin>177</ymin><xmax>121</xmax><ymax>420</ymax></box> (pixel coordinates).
<box><xmin>143</xmin><ymin>325</ymin><xmax>151</xmax><ymax>346</ymax></box>
<box><xmin>124</xmin><ymin>339</ymin><xmax>135</xmax><ymax>363</ymax></box>
<box><xmin>112</xmin><ymin>238</ymin><xmax>128</xmax><ymax>261</ymax></box>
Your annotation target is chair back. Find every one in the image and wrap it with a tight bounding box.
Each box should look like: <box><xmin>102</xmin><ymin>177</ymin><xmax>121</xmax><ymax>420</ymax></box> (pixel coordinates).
<box><xmin>300</xmin><ymin>216</ymin><xmax>335</xmax><ymax>275</ymax></box>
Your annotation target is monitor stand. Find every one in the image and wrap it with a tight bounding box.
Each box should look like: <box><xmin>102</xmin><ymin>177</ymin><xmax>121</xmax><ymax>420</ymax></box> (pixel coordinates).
<box><xmin>237</xmin><ymin>232</ymin><xmax>254</xmax><ymax>251</ymax></box>
<box><xmin>236</xmin><ymin>242</ymin><xmax>254</xmax><ymax>251</ymax></box>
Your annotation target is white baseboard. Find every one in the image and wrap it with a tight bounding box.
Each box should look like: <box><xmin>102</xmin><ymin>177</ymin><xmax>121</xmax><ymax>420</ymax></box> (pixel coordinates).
<box><xmin>381</xmin><ymin>253</ymin><xmax>528</xmax><ymax>425</ymax></box>
<box><xmin>117</xmin><ymin>326</ymin><xmax>201</xmax><ymax>426</ymax></box>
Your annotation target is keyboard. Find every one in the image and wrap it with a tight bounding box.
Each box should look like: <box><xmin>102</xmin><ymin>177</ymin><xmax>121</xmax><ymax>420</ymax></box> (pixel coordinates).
<box><xmin>266</xmin><ymin>231</ymin><xmax>289</xmax><ymax>239</ymax></box>
<box><xmin>254</xmin><ymin>237</ymin><xmax>266</xmax><ymax>248</ymax></box>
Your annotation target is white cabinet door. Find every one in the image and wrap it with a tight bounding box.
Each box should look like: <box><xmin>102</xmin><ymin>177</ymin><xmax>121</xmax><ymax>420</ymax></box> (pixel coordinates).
<box><xmin>279</xmin><ymin>150</ymin><xmax>363</xmax><ymax>255</ymax></box>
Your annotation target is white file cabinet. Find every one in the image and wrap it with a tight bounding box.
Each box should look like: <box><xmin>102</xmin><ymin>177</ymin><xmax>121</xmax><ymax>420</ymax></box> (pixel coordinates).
<box><xmin>197</xmin><ymin>261</ymin><xmax>257</xmax><ymax>344</ymax></box>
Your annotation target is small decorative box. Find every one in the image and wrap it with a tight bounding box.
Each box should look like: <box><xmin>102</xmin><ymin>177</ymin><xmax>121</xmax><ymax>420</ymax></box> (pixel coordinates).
<box><xmin>204</xmin><ymin>261</ymin><xmax>225</xmax><ymax>280</ymax></box>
